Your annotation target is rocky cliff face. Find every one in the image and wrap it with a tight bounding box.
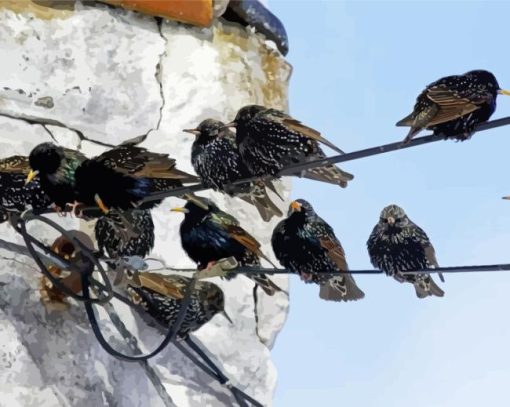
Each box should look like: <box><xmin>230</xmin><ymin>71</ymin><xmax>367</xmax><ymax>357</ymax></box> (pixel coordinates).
<box><xmin>0</xmin><ymin>2</ymin><xmax>291</xmax><ymax>405</ymax></box>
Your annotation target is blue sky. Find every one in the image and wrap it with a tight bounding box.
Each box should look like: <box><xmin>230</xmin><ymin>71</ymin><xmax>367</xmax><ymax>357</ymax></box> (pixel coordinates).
<box><xmin>268</xmin><ymin>1</ymin><xmax>510</xmax><ymax>406</ymax></box>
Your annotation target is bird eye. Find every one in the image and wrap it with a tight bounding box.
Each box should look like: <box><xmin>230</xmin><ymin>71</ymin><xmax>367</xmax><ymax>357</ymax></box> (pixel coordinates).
<box><xmin>395</xmin><ymin>218</ymin><xmax>401</xmax><ymax>223</ymax></box>
<box><xmin>126</xmin><ymin>269</ymin><xmax>134</xmax><ymax>279</ymax></box>
<box><xmin>381</xmin><ymin>218</ymin><xmax>387</xmax><ymax>223</ymax></box>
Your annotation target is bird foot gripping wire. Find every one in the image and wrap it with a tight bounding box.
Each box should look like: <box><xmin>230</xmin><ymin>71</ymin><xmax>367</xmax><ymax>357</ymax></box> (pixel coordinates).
<box><xmin>194</xmin><ymin>257</ymin><xmax>239</xmax><ymax>280</ymax></box>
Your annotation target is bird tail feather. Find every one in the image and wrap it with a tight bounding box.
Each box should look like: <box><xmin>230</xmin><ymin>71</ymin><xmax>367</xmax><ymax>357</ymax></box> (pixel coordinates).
<box><xmin>302</xmin><ymin>165</ymin><xmax>354</xmax><ymax>188</ymax></box>
<box><xmin>414</xmin><ymin>274</ymin><xmax>444</xmax><ymax>298</ymax></box>
<box><xmin>319</xmin><ymin>274</ymin><xmax>365</xmax><ymax>302</ymax></box>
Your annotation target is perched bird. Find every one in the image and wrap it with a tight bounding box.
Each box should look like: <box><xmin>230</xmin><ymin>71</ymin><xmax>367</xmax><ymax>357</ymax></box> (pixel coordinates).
<box><xmin>28</xmin><ymin>142</ymin><xmax>87</xmax><ymax>211</ymax></box>
<box><xmin>226</xmin><ymin>105</ymin><xmax>354</xmax><ymax>187</ymax></box>
<box><xmin>28</xmin><ymin>139</ymin><xmax>199</xmax><ymax>214</ymax></box>
<box><xmin>123</xmin><ymin>273</ymin><xmax>229</xmax><ymax>339</ymax></box>
<box><xmin>185</xmin><ymin>118</ymin><xmax>283</xmax><ymax>222</ymax></box>
<box><xmin>95</xmin><ymin>209</ymin><xmax>155</xmax><ymax>259</ymax></box>
<box><xmin>367</xmin><ymin>205</ymin><xmax>444</xmax><ymax>298</ymax></box>
<box><xmin>272</xmin><ymin>199</ymin><xmax>365</xmax><ymax>302</ymax></box>
<box><xmin>0</xmin><ymin>155</ymin><xmax>51</xmax><ymax>214</ymax></box>
<box><xmin>171</xmin><ymin>197</ymin><xmax>284</xmax><ymax>296</ymax></box>
<box><xmin>397</xmin><ymin>70</ymin><xmax>510</xmax><ymax>142</ymax></box>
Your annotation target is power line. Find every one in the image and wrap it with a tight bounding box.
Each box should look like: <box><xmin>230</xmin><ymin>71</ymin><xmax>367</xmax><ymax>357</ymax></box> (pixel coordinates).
<box><xmin>141</xmin><ymin>115</ymin><xmax>510</xmax><ymax>204</ymax></box>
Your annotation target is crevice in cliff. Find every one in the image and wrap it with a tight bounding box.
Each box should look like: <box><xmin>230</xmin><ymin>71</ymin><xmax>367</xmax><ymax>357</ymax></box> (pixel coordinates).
<box><xmin>0</xmin><ymin>111</ymin><xmax>116</xmax><ymax>149</ymax></box>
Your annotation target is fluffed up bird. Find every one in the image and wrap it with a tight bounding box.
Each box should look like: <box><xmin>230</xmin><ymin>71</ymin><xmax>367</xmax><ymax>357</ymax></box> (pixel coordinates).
<box><xmin>272</xmin><ymin>199</ymin><xmax>365</xmax><ymax>302</ymax></box>
<box><xmin>28</xmin><ymin>138</ymin><xmax>199</xmax><ymax>215</ymax></box>
<box><xmin>225</xmin><ymin>105</ymin><xmax>354</xmax><ymax>188</ymax></box>
<box><xmin>397</xmin><ymin>70</ymin><xmax>510</xmax><ymax>142</ymax></box>
<box><xmin>171</xmin><ymin>196</ymin><xmax>285</xmax><ymax>296</ymax></box>
<box><xmin>95</xmin><ymin>208</ymin><xmax>155</xmax><ymax>259</ymax></box>
<box><xmin>186</xmin><ymin>119</ymin><xmax>283</xmax><ymax>222</ymax></box>
<box><xmin>367</xmin><ymin>205</ymin><xmax>444</xmax><ymax>298</ymax></box>
<box><xmin>0</xmin><ymin>155</ymin><xmax>51</xmax><ymax>214</ymax></box>
<box><xmin>121</xmin><ymin>273</ymin><xmax>230</xmax><ymax>339</ymax></box>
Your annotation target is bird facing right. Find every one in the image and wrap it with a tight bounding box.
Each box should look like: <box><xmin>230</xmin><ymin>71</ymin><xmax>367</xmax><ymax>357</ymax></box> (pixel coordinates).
<box><xmin>186</xmin><ymin>118</ymin><xmax>283</xmax><ymax>222</ymax></box>
<box><xmin>367</xmin><ymin>205</ymin><xmax>444</xmax><ymax>298</ymax></box>
<box><xmin>271</xmin><ymin>199</ymin><xmax>365</xmax><ymax>302</ymax></box>
<box><xmin>226</xmin><ymin>105</ymin><xmax>354</xmax><ymax>188</ymax></box>
<box><xmin>397</xmin><ymin>70</ymin><xmax>510</xmax><ymax>142</ymax></box>
<box><xmin>123</xmin><ymin>273</ymin><xmax>228</xmax><ymax>339</ymax></box>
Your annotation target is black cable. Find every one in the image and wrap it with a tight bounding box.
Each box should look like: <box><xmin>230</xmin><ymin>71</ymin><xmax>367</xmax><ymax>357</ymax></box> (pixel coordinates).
<box><xmin>140</xmin><ymin>115</ymin><xmax>510</xmax><ymax>204</ymax></box>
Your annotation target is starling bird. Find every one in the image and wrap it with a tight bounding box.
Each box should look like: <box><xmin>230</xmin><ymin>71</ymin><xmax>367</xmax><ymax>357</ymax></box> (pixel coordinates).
<box><xmin>124</xmin><ymin>273</ymin><xmax>229</xmax><ymax>339</ymax></box>
<box><xmin>95</xmin><ymin>209</ymin><xmax>155</xmax><ymax>259</ymax></box>
<box><xmin>367</xmin><ymin>205</ymin><xmax>444</xmax><ymax>298</ymax></box>
<box><xmin>171</xmin><ymin>197</ymin><xmax>284</xmax><ymax>296</ymax></box>
<box><xmin>0</xmin><ymin>155</ymin><xmax>51</xmax><ymax>214</ymax></box>
<box><xmin>271</xmin><ymin>199</ymin><xmax>365</xmax><ymax>302</ymax></box>
<box><xmin>397</xmin><ymin>70</ymin><xmax>510</xmax><ymax>142</ymax></box>
<box><xmin>226</xmin><ymin>105</ymin><xmax>354</xmax><ymax>187</ymax></box>
<box><xmin>28</xmin><ymin>142</ymin><xmax>87</xmax><ymax>211</ymax></box>
<box><xmin>28</xmin><ymin>139</ymin><xmax>199</xmax><ymax>214</ymax></box>
<box><xmin>185</xmin><ymin>118</ymin><xmax>283</xmax><ymax>222</ymax></box>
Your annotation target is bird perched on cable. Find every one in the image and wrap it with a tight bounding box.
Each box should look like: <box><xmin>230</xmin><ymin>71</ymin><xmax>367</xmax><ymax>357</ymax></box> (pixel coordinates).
<box><xmin>185</xmin><ymin>118</ymin><xmax>283</xmax><ymax>222</ymax></box>
<box><xmin>27</xmin><ymin>138</ymin><xmax>199</xmax><ymax>215</ymax></box>
<box><xmin>121</xmin><ymin>273</ymin><xmax>230</xmax><ymax>339</ymax></box>
<box><xmin>95</xmin><ymin>209</ymin><xmax>155</xmax><ymax>259</ymax></box>
<box><xmin>225</xmin><ymin>105</ymin><xmax>354</xmax><ymax>188</ymax></box>
<box><xmin>397</xmin><ymin>70</ymin><xmax>510</xmax><ymax>142</ymax></box>
<box><xmin>272</xmin><ymin>199</ymin><xmax>364</xmax><ymax>302</ymax></box>
<box><xmin>0</xmin><ymin>155</ymin><xmax>51</xmax><ymax>215</ymax></box>
<box><xmin>367</xmin><ymin>204</ymin><xmax>444</xmax><ymax>298</ymax></box>
<box><xmin>171</xmin><ymin>196</ymin><xmax>285</xmax><ymax>296</ymax></box>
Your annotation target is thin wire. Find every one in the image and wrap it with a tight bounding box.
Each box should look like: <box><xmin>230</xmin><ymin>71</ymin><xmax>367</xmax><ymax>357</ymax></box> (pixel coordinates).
<box><xmin>141</xmin><ymin>115</ymin><xmax>510</xmax><ymax>204</ymax></box>
<box><xmin>150</xmin><ymin>263</ymin><xmax>510</xmax><ymax>275</ymax></box>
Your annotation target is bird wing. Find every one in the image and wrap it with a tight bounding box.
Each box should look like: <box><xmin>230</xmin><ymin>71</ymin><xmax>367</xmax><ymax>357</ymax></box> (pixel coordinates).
<box><xmin>96</xmin><ymin>145</ymin><xmax>195</xmax><ymax>180</ymax></box>
<box><xmin>209</xmin><ymin>210</ymin><xmax>275</xmax><ymax>265</ymax></box>
<box><xmin>424</xmin><ymin>86</ymin><xmax>482</xmax><ymax>125</ymax></box>
<box><xmin>412</xmin><ymin>224</ymin><xmax>444</xmax><ymax>282</ymax></box>
<box><xmin>0</xmin><ymin>155</ymin><xmax>31</xmax><ymax>174</ymax></box>
<box><xmin>137</xmin><ymin>272</ymin><xmax>185</xmax><ymax>300</ymax></box>
<box><xmin>319</xmin><ymin>236</ymin><xmax>348</xmax><ymax>271</ymax></box>
<box><xmin>264</xmin><ymin>109</ymin><xmax>344</xmax><ymax>154</ymax></box>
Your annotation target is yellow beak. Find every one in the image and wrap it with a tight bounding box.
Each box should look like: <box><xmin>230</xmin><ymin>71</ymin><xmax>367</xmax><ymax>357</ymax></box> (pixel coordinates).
<box><xmin>290</xmin><ymin>201</ymin><xmax>302</xmax><ymax>212</ymax></box>
<box><xmin>25</xmin><ymin>169</ymin><xmax>39</xmax><ymax>185</ymax></box>
<box><xmin>387</xmin><ymin>216</ymin><xmax>395</xmax><ymax>225</ymax></box>
<box><xmin>170</xmin><ymin>207</ymin><xmax>189</xmax><ymax>213</ymax></box>
<box><xmin>498</xmin><ymin>89</ymin><xmax>510</xmax><ymax>96</ymax></box>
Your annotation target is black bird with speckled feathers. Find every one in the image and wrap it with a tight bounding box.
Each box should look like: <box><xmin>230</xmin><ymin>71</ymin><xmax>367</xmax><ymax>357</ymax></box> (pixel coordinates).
<box><xmin>0</xmin><ymin>155</ymin><xmax>51</xmax><ymax>218</ymax></box>
<box><xmin>186</xmin><ymin>118</ymin><xmax>283</xmax><ymax>222</ymax></box>
<box><xmin>397</xmin><ymin>70</ymin><xmax>510</xmax><ymax>142</ymax></box>
<box><xmin>95</xmin><ymin>209</ymin><xmax>155</xmax><ymax>259</ymax></box>
<box><xmin>124</xmin><ymin>273</ymin><xmax>228</xmax><ymax>339</ymax></box>
<box><xmin>367</xmin><ymin>205</ymin><xmax>444</xmax><ymax>298</ymax></box>
<box><xmin>272</xmin><ymin>199</ymin><xmax>365</xmax><ymax>302</ymax></box>
<box><xmin>171</xmin><ymin>197</ymin><xmax>285</xmax><ymax>296</ymax></box>
<box><xmin>27</xmin><ymin>139</ymin><xmax>199</xmax><ymax>214</ymax></box>
<box><xmin>226</xmin><ymin>105</ymin><xmax>354</xmax><ymax>188</ymax></box>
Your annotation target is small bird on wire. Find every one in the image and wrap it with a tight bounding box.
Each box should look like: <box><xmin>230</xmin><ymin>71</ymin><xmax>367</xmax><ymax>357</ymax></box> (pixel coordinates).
<box><xmin>185</xmin><ymin>118</ymin><xmax>283</xmax><ymax>222</ymax></box>
<box><xmin>397</xmin><ymin>70</ymin><xmax>510</xmax><ymax>142</ymax></box>
<box><xmin>95</xmin><ymin>208</ymin><xmax>155</xmax><ymax>259</ymax></box>
<box><xmin>27</xmin><ymin>138</ymin><xmax>199</xmax><ymax>215</ymax></box>
<box><xmin>271</xmin><ymin>199</ymin><xmax>365</xmax><ymax>302</ymax></box>
<box><xmin>225</xmin><ymin>105</ymin><xmax>354</xmax><ymax>188</ymax></box>
<box><xmin>171</xmin><ymin>196</ymin><xmax>285</xmax><ymax>296</ymax></box>
<box><xmin>367</xmin><ymin>204</ymin><xmax>444</xmax><ymax>298</ymax></box>
<box><xmin>122</xmin><ymin>273</ymin><xmax>231</xmax><ymax>339</ymax></box>
<box><xmin>0</xmin><ymin>155</ymin><xmax>51</xmax><ymax>214</ymax></box>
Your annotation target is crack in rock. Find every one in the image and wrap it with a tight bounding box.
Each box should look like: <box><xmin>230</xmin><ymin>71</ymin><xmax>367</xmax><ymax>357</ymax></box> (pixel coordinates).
<box><xmin>0</xmin><ymin>110</ymin><xmax>116</xmax><ymax>149</ymax></box>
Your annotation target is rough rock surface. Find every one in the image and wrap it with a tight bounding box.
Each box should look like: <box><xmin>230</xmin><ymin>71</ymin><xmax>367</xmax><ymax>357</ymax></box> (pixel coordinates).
<box><xmin>0</xmin><ymin>1</ymin><xmax>292</xmax><ymax>406</ymax></box>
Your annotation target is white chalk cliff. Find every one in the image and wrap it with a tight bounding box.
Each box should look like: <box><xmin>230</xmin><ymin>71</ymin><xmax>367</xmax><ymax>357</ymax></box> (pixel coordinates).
<box><xmin>0</xmin><ymin>1</ymin><xmax>291</xmax><ymax>405</ymax></box>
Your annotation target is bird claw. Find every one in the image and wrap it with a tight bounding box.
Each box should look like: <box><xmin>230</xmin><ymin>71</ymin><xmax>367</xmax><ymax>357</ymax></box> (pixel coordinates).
<box><xmin>51</xmin><ymin>204</ymin><xmax>66</xmax><ymax>217</ymax></box>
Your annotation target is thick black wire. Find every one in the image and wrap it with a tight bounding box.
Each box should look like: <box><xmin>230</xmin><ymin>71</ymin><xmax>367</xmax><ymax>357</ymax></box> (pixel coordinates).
<box><xmin>82</xmin><ymin>272</ymin><xmax>198</xmax><ymax>361</ymax></box>
<box><xmin>141</xmin><ymin>115</ymin><xmax>510</xmax><ymax>204</ymax></box>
